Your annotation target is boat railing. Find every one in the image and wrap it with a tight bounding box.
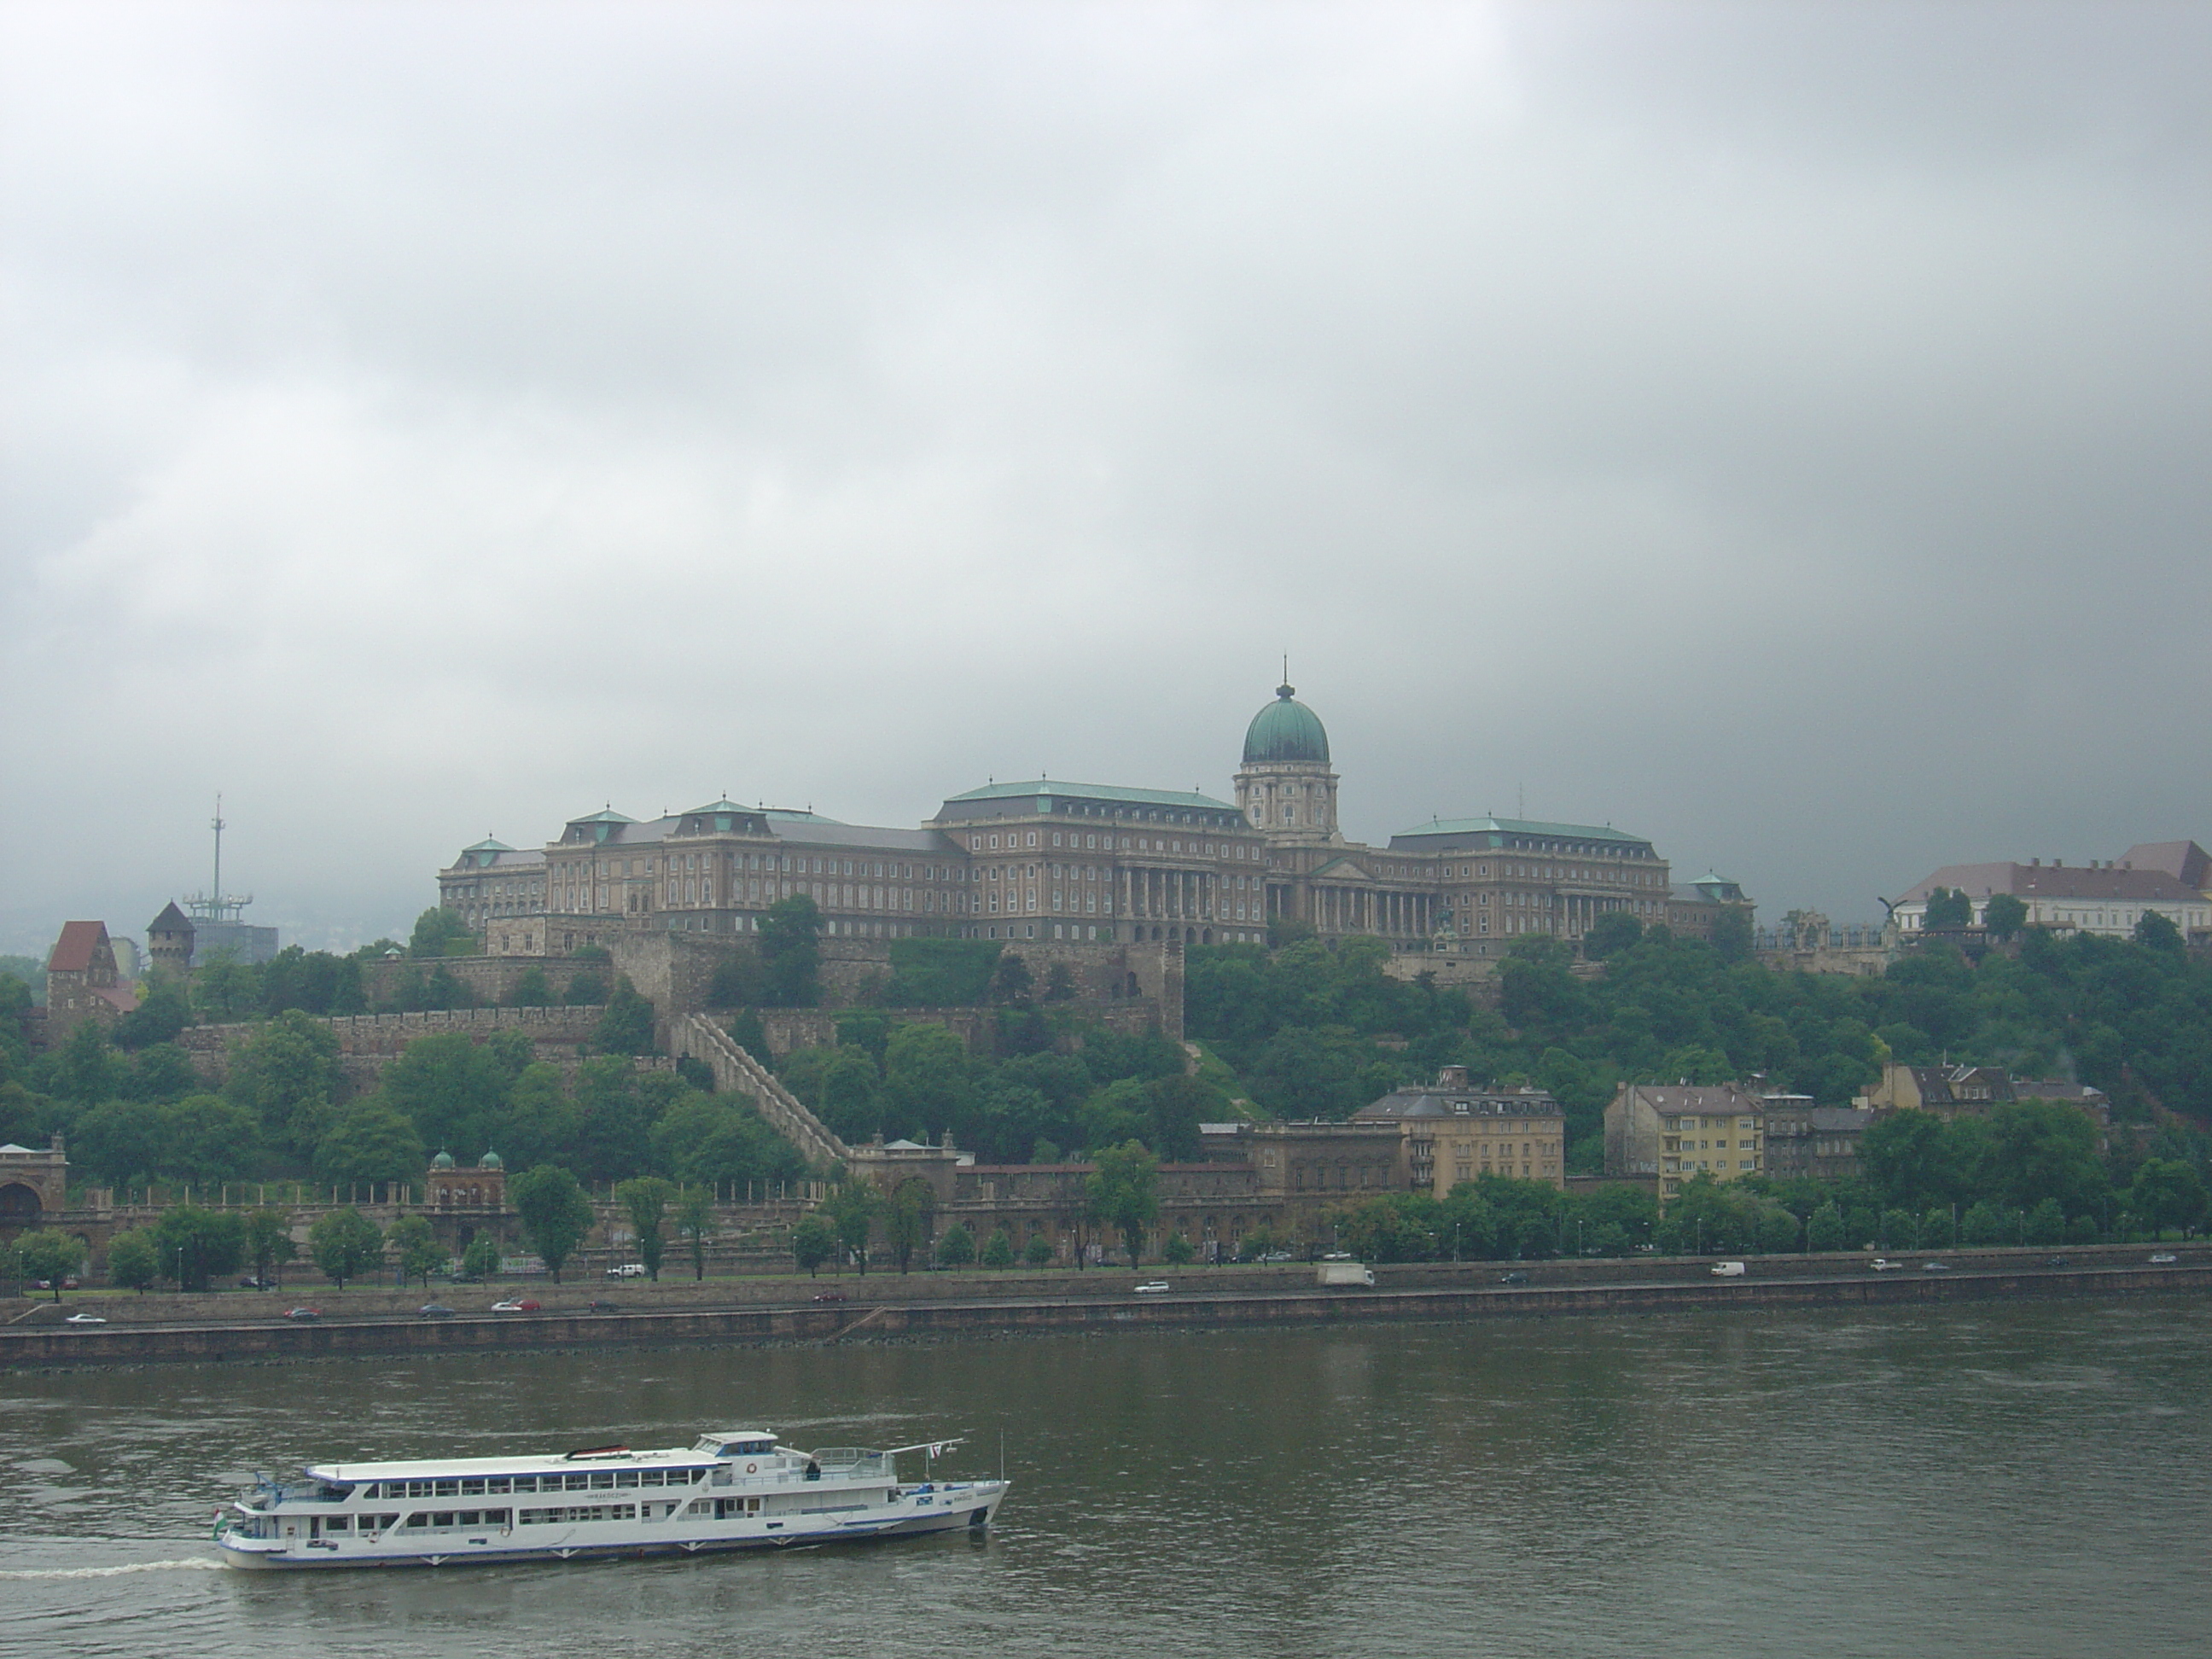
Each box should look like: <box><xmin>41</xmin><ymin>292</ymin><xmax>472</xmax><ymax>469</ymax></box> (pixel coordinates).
<box><xmin>807</xmin><ymin>1449</ymin><xmax>893</xmax><ymax>1479</ymax></box>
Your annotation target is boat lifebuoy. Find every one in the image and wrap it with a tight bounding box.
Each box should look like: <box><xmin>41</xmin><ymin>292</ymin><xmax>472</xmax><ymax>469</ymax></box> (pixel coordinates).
<box><xmin>746</xmin><ymin>1463</ymin><xmax>758</xmax><ymax>1474</ymax></box>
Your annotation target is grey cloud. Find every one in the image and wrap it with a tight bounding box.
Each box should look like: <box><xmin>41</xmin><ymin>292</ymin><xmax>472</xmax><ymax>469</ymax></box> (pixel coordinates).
<box><xmin>3</xmin><ymin>2</ymin><xmax>2206</xmax><ymax>953</ymax></box>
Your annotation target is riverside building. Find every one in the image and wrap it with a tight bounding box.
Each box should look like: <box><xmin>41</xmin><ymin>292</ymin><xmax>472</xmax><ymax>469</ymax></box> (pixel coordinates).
<box><xmin>439</xmin><ymin>684</ymin><xmax>1729</xmax><ymax>961</ymax></box>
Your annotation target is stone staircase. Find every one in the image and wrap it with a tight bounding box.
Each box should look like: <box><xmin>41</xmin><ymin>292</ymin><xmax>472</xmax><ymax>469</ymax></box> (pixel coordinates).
<box><xmin>676</xmin><ymin>1013</ymin><xmax>850</xmax><ymax>1170</ymax></box>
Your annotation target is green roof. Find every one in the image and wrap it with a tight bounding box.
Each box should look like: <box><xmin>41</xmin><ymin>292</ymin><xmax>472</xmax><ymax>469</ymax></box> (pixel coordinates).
<box><xmin>1392</xmin><ymin>816</ymin><xmax>1651</xmax><ymax>846</ymax></box>
<box><xmin>942</xmin><ymin>778</ymin><xmax>1236</xmax><ymax>812</ymax></box>
<box><xmin>568</xmin><ymin>809</ymin><xmax>636</xmax><ymax>824</ymax></box>
<box><xmin>684</xmin><ymin>800</ymin><xmax>750</xmax><ymax>815</ymax></box>
<box><xmin>1242</xmin><ymin>684</ymin><xmax>1330</xmax><ymax>765</ymax></box>
<box><xmin>462</xmin><ymin>838</ymin><xmax>514</xmax><ymax>853</ymax></box>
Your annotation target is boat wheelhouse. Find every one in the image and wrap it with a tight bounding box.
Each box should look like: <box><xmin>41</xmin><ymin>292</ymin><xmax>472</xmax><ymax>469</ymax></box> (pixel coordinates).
<box><xmin>214</xmin><ymin>1429</ymin><xmax>1005</xmax><ymax>1569</ymax></box>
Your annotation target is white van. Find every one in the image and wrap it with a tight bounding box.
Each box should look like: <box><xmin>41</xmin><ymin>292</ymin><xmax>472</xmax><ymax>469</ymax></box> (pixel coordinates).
<box><xmin>1709</xmin><ymin>1260</ymin><xmax>1747</xmax><ymax>1278</ymax></box>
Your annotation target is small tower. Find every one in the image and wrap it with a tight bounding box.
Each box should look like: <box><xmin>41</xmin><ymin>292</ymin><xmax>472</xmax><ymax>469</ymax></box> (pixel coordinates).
<box><xmin>1234</xmin><ymin>681</ymin><xmax>1341</xmax><ymax>845</ymax></box>
<box><xmin>147</xmin><ymin>901</ymin><xmax>195</xmax><ymax>980</ymax></box>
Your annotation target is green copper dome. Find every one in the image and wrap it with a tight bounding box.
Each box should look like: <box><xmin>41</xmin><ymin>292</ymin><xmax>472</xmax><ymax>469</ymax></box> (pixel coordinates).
<box><xmin>1242</xmin><ymin>683</ymin><xmax>1330</xmax><ymax>765</ymax></box>
<box><xmin>477</xmin><ymin>1150</ymin><xmax>504</xmax><ymax>1170</ymax></box>
<box><xmin>431</xmin><ymin>1149</ymin><xmax>456</xmax><ymax>1169</ymax></box>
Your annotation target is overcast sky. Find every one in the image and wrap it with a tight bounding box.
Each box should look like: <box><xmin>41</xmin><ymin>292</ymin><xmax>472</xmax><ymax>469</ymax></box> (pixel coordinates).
<box><xmin>4</xmin><ymin>1</ymin><xmax>2208</xmax><ymax>957</ymax></box>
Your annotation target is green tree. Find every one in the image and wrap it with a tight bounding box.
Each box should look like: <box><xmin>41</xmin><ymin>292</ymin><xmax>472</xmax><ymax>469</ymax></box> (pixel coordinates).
<box><xmin>151</xmin><ymin>1206</ymin><xmax>247</xmax><ymax>1292</ymax></box>
<box><xmin>106</xmin><ymin>1228</ymin><xmax>160</xmax><ymax>1294</ymax></box>
<box><xmin>15</xmin><ymin>1230</ymin><xmax>84</xmax><ymax>1301</ymax></box>
<box><xmin>981</xmin><ymin>1227</ymin><xmax>1016</xmax><ymax>1268</ymax></box>
<box><xmin>594</xmin><ymin>976</ymin><xmax>658</xmax><ymax>1057</ymax></box>
<box><xmin>460</xmin><ymin>1232</ymin><xmax>504</xmax><ymax>1279</ymax></box>
<box><xmin>2129</xmin><ymin>1158</ymin><xmax>2208</xmax><ymax>1237</ymax></box>
<box><xmin>1920</xmin><ymin>1207</ymin><xmax>1956</xmax><ymax>1249</ymax></box>
<box><xmin>409</xmin><ymin>906</ymin><xmax>475</xmax><ymax>958</ymax></box>
<box><xmin>387</xmin><ymin>1215</ymin><xmax>449</xmax><ymax>1287</ymax></box>
<box><xmin>1161</xmin><ymin>1231</ymin><xmax>1196</xmax><ymax>1266</ymax></box>
<box><xmin>934</xmin><ymin>1221</ymin><xmax>975</xmax><ymax>1267</ymax></box>
<box><xmin>225</xmin><ymin>1010</ymin><xmax>346</xmax><ymax>1158</ymax></box>
<box><xmin>314</xmin><ymin>1103</ymin><xmax>428</xmax><ymax>1189</ymax></box>
<box><xmin>2133</xmin><ymin>911</ymin><xmax>2184</xmax><ymax>954</ymax></box>
<box><xmin>1805</xmin><ymin>1202</ymin><xmax>1844</xmax><ymax>1252</ymax></box>
<box><xmin>111</xmin><ymin>981</ymin><xmax>192</xmax><ymax>1050</ymax></box>
<box><xmin>1043</xmin><ymin>962</ymin><xmax>1078</xmax><ymax>1002</ymax></box>
<box><xmin>675</xmin><ymin>1188</ymin><xmax>716</xmax><ymax>1280</ymax></box>
<box><xmin>1861</xmin><ymin>1110</ymin><xmax>1969</xmax><ymax>1212</ymax></box>
<box><xmin>989</xmin><ymin>952</ymin><xmax>1036</xmax><ymax>1004</ymax></box>
<box><xmin>1758</xmin><ymin>1206</ymin><xmax>1803</xmax><ymax>1254</ymax></box>
<box><xmin>824</xmin><ymin>1184</ymin><xmax>881</xmax><ymax>1275</ymax></box>
<box><xmin>1982</xmin><ymin>893</ymin><xmax>2029</xmax><ymax>940</ymax></box>
<box><xmin>1087</xmin><ymin>1141</ymin><xmax>1161</xmax><ymax>1270</ymax></box>
<box><xmin>49</xmin><ymin>1020</ymin><xmax>119</xmax><ymax>1103</ymax></box>
<box><xmin>564</xmin><ymin>972</ymin><xmax>609</xmax><ymax>1007</ymax></box>
<box><xmin>1582</xmin><ymin>911</ymin><xmax>1644</xmax><ymax>960</ymax></box>
<box><xmin>1879</xmin><ymin>1207</ymin><xmax>1918</xmax><ymax>1249</ymax></box>
<box><xmin>308</xmin><ymin>1207</ymin><xmax>385</xmax><ymax>1289</ymax></box>
<box><xmin>509</xmin><ymin>967</ymin><xmax>555</xmax><ymax>1008</ymax></box>
<box><xmin>1959</xmin><ymin>1200</ymin><xmax>2010</xmax><ymax>1246</ymax></box>
<box><xmin>2023</xmin><ymin>1196</ymin><xmax>2068</xmax><ymax>1246</ymax></box>
<box><xmin>1922</xmin><ymin>888</ymin><xmax>1974</xmax><ymax>929</ymax></box>
<box><xmin>1022</xmin><ymin>1234</ymin><xmax>1054</xmax><ymax>1266</ymax></box>
<box><xmin>1709</xmin><ymin>906</ymin><xmax>1754</xmax><ymax>963</ymax></box>
<box><xmin>244</xmin><ymin>1207</ymin><xmax>298</xmax><ymax>1286</ymax></box>
<box><xmin>760</xmin><ymin>894</ymin><xmax>824</xmax><ymax>1007</ymax></box>
<box><xmin>614</xmin><ymin>1176</ymin><xmax>677</xmax><ymax>1279</ymax></box>
<box><xmin>884</xmin><ymin>1176</ymin><xmax>935</xmax><ymax>1274</ymax></box>
<box><xmin>509</xmin><ymin>1165</ymin><xmax>596</xmax><ymax>1283</ymax></box>
<box><xmin>789</xmin><ymin>1212</ymin><xmax>837</xmax><ymax>1278</ymax></box>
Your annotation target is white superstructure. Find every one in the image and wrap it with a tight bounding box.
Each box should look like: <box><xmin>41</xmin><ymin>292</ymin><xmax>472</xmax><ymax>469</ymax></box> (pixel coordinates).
<box><xmin>214</xmin><ymin>1429</ymin><xmax>1006</xmax><ymax>1569</ymax></box>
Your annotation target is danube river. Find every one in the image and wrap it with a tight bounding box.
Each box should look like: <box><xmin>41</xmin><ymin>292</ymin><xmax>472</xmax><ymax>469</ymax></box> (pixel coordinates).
<box><xmin>3</xmin><ymin>1298</ymin><xmax>2207</xmax><ymax>1658</ymax></box>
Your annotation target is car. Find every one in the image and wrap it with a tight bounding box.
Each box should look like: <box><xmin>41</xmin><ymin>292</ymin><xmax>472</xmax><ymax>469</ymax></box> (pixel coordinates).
<box><xmin>31</xmin><ymin>1278</ymin><xmax>80</xmax><ymax>1292</ymax></box>
<box><xmin>490</xmin><ymin>1298</ymin><xmax>540</xmax><ymax>1313</ymax></box>
<box><xmin>586</xmin><ymin>1300</ymin><xmax>621</xmax><ymax>1313</ymax></box>
<box><xmin>446</xmin><ymin>1272</ymin><xmax>482</xmax><ymax>1284</ymax></box>
<box><xmin>1320</xmin><ymin>1251</ymin><xmax>1354</xmax><ymax>1261</ymax></box>
<box><xmin>1922</xmin><ymin>1261</ymin><xmax>1952</xmax><ymax>1273</ymax></box>
<box><xmin>237</xmin><ymin>1276</ymin><xmax>276</xmax><ymax>1290</ymax></box>
<box><xmin>1133</xmin><ymin>1281</ymin><xmax>1172</xmax><ymax>1294</ymax></box>
<box><xmin>2149</xmin><ymin>1252</ymin><xmax>2179</xmax><ymax>1265</ymax></box>
<box><xmin>63</xmin><ymin>1312</ymin><xmax>108</xmax><ymax>1324</ymax></box>
<box><xmin>606</xmin><ymin>1263</ymin><xmax>648</xmax><ymax>1278</ymax></box>
<box><xmin>418</xmin><ymin>1303</ymin><xmax>457</xmax><ymax>1318</ymax></box>
<box><xmin>282</xmin><ymin>1307</ymin><xmax>321</xmax><ymax>1322</ymax></box>
<box><xmin>811</xmin><ymin>1290</ymin><xmax>848</xmax><ymax>1303</ymax></box>
<box><xmin>1255</xmin><ymin>1250</ymin><xmax>1295</xmax><ymax>1263</ymax></box>
<box><xmin>1869</xmin><ymin>1258</ymin><xmax>1901</xmax><ymax>1272</ymax></box>
<box><xmin>2044</xmin><ymin>1255</ymin><xmax>2071</xmax><ymax>1269</ymax></box>
<box><xmin>1497</xmin><ymin>1271</ymin><xmax>1529</xmax><ymax>1285</ymax></box>
<box><xmin>1710</xmin><ymin>1261</ymin><xmax>1747</xmax><ymax>1278</ymax></box>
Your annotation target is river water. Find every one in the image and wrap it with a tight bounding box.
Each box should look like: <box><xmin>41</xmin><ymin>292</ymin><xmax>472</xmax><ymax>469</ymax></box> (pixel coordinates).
<box><xmin>3</xmin><ymin>1299</ymin><xmax>2206</xmax><ymax>1658</ymax></box>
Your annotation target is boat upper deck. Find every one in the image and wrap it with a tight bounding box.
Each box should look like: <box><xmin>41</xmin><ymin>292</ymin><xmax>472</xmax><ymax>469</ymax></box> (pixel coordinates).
<box><xmin>303</xmin><ymin>1432</ymin><xmax>782</xmax><ymax>1485</ymax></box>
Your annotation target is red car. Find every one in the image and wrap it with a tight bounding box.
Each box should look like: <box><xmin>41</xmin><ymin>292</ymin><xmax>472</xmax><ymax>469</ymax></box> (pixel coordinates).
<box><xmin>490</xmin><ymin>1298</ymin><xmax>541</xmax><ymax>1313</ymax></box>
<box><xmin>282</xmin><ymin>1307</ymin><xmax>322</xmax><ymax>1322</ymax></box>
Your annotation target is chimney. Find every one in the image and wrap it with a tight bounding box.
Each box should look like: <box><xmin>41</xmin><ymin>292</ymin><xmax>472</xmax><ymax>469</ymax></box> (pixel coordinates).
<box><xmin>1437</xmin><ymin>1064</ymin><xmax>1470</xmax><ymax>1090</ymax></box>
<box><xmin>2031</xmin><ymin>858</ymin><xmax>2040</xmax><ymax>867</ymax></box>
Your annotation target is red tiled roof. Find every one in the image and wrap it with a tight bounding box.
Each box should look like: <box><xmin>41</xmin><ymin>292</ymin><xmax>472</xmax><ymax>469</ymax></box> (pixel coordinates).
<box><xmin>46</xmin><ymin>921</ymin><xmax>110</xmax><ymax>974</ymax></box>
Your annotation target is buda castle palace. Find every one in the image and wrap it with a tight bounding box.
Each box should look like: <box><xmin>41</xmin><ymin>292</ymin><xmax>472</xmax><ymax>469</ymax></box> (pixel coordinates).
<box><xmin>439</xmin><ymin>682</ymin><xmax>1749</xmax><ymax>963</ymax></box>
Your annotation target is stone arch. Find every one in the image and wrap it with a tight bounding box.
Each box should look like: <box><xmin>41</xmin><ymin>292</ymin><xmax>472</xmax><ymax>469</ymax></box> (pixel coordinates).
<box><xmin>0</xmin><ymin>1182</ymin><xmax>41</xmax><ymax>1225</ymax></box>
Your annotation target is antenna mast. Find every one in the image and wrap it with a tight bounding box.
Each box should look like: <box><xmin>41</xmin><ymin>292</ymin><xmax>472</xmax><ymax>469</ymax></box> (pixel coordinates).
<box><xmin>184</xmin><ymin>793</ymin><xmax>253</xmax><ymax>924</ymax></box>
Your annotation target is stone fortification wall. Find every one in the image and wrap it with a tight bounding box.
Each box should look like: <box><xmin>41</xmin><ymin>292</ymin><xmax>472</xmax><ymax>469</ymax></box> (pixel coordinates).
<box><xmin>357</xmin><ymin>955</ymin><xmax>606</xmax><ymax>1009</ymax></box>
<box><xmin>176</xmin><ymin>1006</ymin><xmax>604</xmax><ymax>1086</ymax></box>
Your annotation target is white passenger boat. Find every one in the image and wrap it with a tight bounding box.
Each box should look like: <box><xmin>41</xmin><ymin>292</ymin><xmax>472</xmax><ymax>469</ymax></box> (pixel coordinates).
<box><xmin>213</xmin><ymin>1429</ymin><xmax>1007</xmax><ymax>1569</ymax></box>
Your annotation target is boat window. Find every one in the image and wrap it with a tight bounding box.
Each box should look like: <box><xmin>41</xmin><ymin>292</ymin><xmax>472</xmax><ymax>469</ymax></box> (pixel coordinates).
<box><xmin>405</xmin><ymin>1514</ymin><xmax>430</xmax><ymax>1529</ymax></box>
<box><xmin>486</xmin><ymin>1510</ymin><xmax>509</xmax><ymax>1526</ymax></box>
<box><xmin>615</xmin><ymin>1471</ymin><xmax>638</xmax><ymax>1487</ymax></box>
<box><xmin>639</xmin><ymin>1470</ymin><xmax>664</xmax><ymax>1487</ymax></box>
<box><xmin>486</xmin><ymin>1477</ymin><xmax>512</xmax><ymax>1494</ymax></box>
<box><xmin>511</xmin><ymin>1476</ymin><xmax>537</xmax><ymax>1493</ymax></box>
<box><xmin>325</xmin><ymin>1516</ymin><xmax>350</xmax><ymax>1532</ymax></box>
<box><xmin>589</xmin><ymin>1472</ymin><xmax>614</xmax><ymax>1489</ymax></box>
<box><xmin>460</xmin><ymin>1479</ymin><xmax>486</xmax><ymax>1496</ymax></box>
<box><xmin>434</xmin><ymin>1481</ymin><xmax>459</xmax><ymax>1497</ymax></box>
<box><xmin>565</xmin><ymin>1473</ymin><xmax>592</xmax><ymax>1491</ymax></box>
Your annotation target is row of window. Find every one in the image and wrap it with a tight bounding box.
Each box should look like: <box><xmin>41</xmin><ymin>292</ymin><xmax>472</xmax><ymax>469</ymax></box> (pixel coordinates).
<box><xmin>352</xmin><ymin>1468</ymin><xmax>707</xmax><ymax>1499</ymax></box>
<box><xmin>518</xmin><ymin>1504</ymin><xmax>638</xmax><ymax>1525</ymax></box>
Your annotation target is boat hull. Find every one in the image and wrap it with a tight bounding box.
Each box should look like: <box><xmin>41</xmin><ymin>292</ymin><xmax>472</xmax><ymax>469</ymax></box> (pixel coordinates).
<box><xmin>218</xmin><ymin>1482</ymin><xmax>1004</xmax><ymax>1571</ymax></box>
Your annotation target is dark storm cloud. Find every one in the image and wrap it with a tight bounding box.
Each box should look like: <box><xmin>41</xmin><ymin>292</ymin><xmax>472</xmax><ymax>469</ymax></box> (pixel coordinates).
<box><xmin>2</xmin><ymin>2</ymin><xmax>2205</xmax><ymax>952</ymax></box>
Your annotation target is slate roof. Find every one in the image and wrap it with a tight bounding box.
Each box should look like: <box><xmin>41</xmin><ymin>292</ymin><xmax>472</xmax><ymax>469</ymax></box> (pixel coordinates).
<box><xmin>1391</xmin><ymin>816</ymin><xmax>1654</xmax><ymax>850</ymax></box>
<box><xmin>148</xmin><ymin>901</ymin><xmax>194</xmax><ymax>934</ymax></box>
<box><xmin>1899</xmin><ymin>863</ymin><xmax>2202</xmax><ymax>903</ymax></box>
<box><xmin>940</xmin><ymin>778</ymin><xmax>1237</xmax><ymax>812</ymax></box>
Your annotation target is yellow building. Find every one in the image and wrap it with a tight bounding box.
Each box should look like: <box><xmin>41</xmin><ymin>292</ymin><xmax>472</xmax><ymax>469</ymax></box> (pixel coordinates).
<box><xmin>1353</xmin><ymin>1067</ymin><xmax>1566</xmax><ymax>1192</ymax></box>
<box><xmin>1604</xmin><ymin>1084</ymin><xmax>1767</xmax><ymax>1202</ymax></box>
